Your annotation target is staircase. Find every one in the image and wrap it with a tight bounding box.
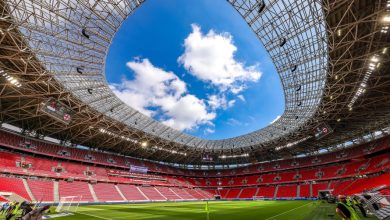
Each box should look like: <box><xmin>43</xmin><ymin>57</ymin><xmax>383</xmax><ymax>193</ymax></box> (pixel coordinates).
<box><xmin>297</xmin><ymin>185</ymin><xmax>300</xmax><ymax>197</ymax></box>
<box><xmin>53</xmin><ymin>181</ymin><xmax>59</xmax><ymax>202</ymax></box>
<box><xmin>273</xmin><ymin>185</ymin><xmax>279</xmax><ymax>198</ymax></box>
<box><xmin>137</xmin><ymin>187</ymin><xmax>149</xmax><ymax>200</ymax></box>
<box><xmin>327</xmin><ymin>181</ymin><xmax>332</xmax><ymax>189</ymax></box>
<box><xmin>255</xmin><ymin>187</ymin><xmax>260</xmax><ymax>197</ymax></box>
<box><xmin>154</xmin><ymin>187</ymin><xmax>167</xmax><ymax>200</ymax></box>
<box><xmin>170</xmin><ymin>188</ymin><xmax>183</xmax><ymax>199</ymax></box>
<box><xmin>115</xmin><ymin>185</ymin><xmax>127</xmax><ymax>201</ymax></box>
<box><xmin>236</xmin><ymin>188</ymin><xmax>243</xmax><ymax>199</ymax></box>
<box><xmin>22</xmin><ymin>179</ymin><xmax>36</xmax><ymax>201</ymax></box>
<box><xmin>310</xmin><ymin>182</ymin><xmax>313</xmax><ymax>197</ymax></box>
<box><xmin>88</xmin><ymin>183</ymin><xmax>99</xmax><ymax>202</ymax></box>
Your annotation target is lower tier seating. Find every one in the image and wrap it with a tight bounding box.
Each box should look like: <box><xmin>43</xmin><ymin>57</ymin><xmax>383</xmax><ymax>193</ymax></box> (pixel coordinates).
<box><xmin>58</xmin><ymin>180</ymin><xmax>94</xmax><ymax>202</ymax></box>
<box><xmin>276</xmin><ymin>185</ymin><xmax>297</xmax><ymax>198</ymax></box>
<box><xmin>117</xmin><ymin>184</ymin><xmax>147</xmax><ymax>201</ymax></box>
<box><xmin>0</xmin><ymin>177</ymin><xmax>31</xmax><ymax>200</ymax></box>
<box><xmin>139</xmin><ymin>187</ymin><xmax>166</xmax><ymax>201</ymax></box>
<box><xmin>93</xmin><ymin>183</ymin><xmax>123</xmax><ymax>202</ymax></box>
<box><xmin>299</xmin><ymin>184</ymin><xmax>311</xmax><ymax>197</ymax></box>
<box><xmin>27</xmin><ymin>179</ymin><xmax>54</xmax><ymax>202</ymax></box>
<box><xmin>0</xmin><ymin>173</ymin><xmax>387</xmax><ymax>203</ymax></box>
<box><xmin>239</xmin><ymin>188</ymin><xmax>257</xmax><ymax>199</ymax></box>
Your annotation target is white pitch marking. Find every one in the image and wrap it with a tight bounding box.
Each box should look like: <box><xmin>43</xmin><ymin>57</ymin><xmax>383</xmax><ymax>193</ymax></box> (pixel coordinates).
<box><xmin>264</xmin><ymin>202</ymin><xmax>313</xmax><ymax>220</ymax></box>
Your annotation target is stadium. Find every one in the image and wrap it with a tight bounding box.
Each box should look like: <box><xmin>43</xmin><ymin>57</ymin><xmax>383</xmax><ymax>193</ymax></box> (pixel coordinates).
<box><xmin>0</xmin><ymin>0</ymin><xmax>389</xmax><ymax>219</ymax></box>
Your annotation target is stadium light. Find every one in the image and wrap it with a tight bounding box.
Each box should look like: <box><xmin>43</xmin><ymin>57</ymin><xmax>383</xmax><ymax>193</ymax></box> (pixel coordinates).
<box><xmin>1</xmin><ymin>70</ymin><xmax>22</xmax><ymax>87</ymax></box>
<box><xmin>347</xmin><ymin>54</ymin><xmax>382</xmax><ymax>109</ymax></box>
<box><xmin>370</xmin><ymin>56</ymin><xmax>379</xmax><ymax>63</ymax></box>
<box><xmin>151</xmin><ymin>146</ymin><xmax>187</xmax><ymax>156</ymax></box>
<box><xmin>219</xmin><ymin>153</ymin><xmax>249</xmax><ymax>159</ymax></box>
<box><xmin>275</xmin><ymin>136</ymin><xmax>310</xmax><ymax>151</ymax></box>
<box><xmin>99</xmin><ymin>128</ymin><xmax>138</xmax><ymax>144</ymax></box>
<box><xmin>382</xmin><ymin>15</ymin><xmax>390</xmax><ymax>23</ymax></box>
<box><xmin>141</xmin><ymin>141</ymin><xmax>148</xmax><ymax>147</ymax></box>
<box><xmin>337</xmin><ymin>29</ymin><xmax>342</xmax><ymax>36</ymax></box>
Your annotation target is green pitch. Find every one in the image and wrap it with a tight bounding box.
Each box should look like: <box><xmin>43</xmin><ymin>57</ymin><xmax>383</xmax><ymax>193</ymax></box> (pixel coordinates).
<box><xmin>0</xmin><ymin>200</ymin><xmax>379</xmax><ymax>220</ymax></box>
<box><xmin>52</xmin><ymin>200</ymin><xmax>378</xmax><ymax>220</ymax></box>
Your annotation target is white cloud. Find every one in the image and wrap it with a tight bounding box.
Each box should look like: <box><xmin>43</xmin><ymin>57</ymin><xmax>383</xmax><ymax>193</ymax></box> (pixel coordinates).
<box><xmin>111</xmin><ymin>25</ymin><xmax>262</xmax><ymax>133</ymax></box>
<box><xmin>237</xmin><ymin>95</ymin><xmax>246</xmax><ymax>102</ymax></box>
<box><xmin>161</xmin><ymin>94</ymin><xmax>216</xmax><ymax>131</ymax></box>
<box><xmin>270</xmin><ymin>115</ymin><xmax>281</xmax><ymax>124</ymax></box>
<box><xmin>111</xmin><ymin>58</ymin><xmax>215</xmax><ymax>131</ymax></box>
<box><xmin>204</xmin><ymin>128</ymin><xmax>215</xmax><ymax>134</ymax></box>
<box><xmin>178</xmin><ymin>24</ymin><xmax>262</xmax><ymax>93</ymax></box>
<box><xmin>228</xmin><ymin>99</ymin><xmax>236</xmax><ymax>108</ymax></box>
<box><xmin>207</xmin><ymin>94</ymin><xmax>235</xmax><ymax>110</ymax></box>
<box><xmin>226</xmin><ymin>118</ymin><xmax>242</xmax><ymax>126</ymax></box>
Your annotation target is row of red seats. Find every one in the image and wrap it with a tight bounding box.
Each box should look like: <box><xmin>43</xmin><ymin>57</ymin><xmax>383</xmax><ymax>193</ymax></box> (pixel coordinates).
<box><xmin>186</xmin><ymin>154</ymin><xmax>389</xmax><ymax>187</ymax></box>
<box><xmin>0</xmin><ymin>176</ymin><xmax>214</xmax><ymax>202</ymax></box>
<box><xmin>1</xmin><ymin>148</ymin><xmax>388</xmax><ymax>189</ymax></box>
<box><xmin>2</xmin><ymin>171</ymin><xmax>387</xmax><ymax>202</ymax></box>
<box><xmin>1</xmin><ymin>129</ymin><xmax>388</xmax><ymax>177</ymax></box>
<box><xmin>0</xmin><ymin>150</ymin><xmax>185</xmax><ymax>187</ymax></box>
<box><xmin>202</xmin><ymin>174</ymin><xmax>389</xmax><ymax>200</ymax></box>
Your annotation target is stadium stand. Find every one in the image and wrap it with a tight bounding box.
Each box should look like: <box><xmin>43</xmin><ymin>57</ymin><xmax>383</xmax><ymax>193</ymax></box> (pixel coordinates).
<box><xmin>312</xmin><ymin>182</ymin><xmax>329</xmax><ymax>197</ymax></box>
<box><xmin>139</xmin><ymin>187</ymin><xmax>166</xmax><ymax>201</ymax></box>
<box><xmin>117</xmin><ymin>184</ymin><xmax>148</xmax><ymax>201</ymax></box>
<box><xmin>257</xmin><ymin>186</ymin><xmax>276</xmax><ymax>198</ymax></box>
<box><xmin>155</xmin><ymin>187</ymin><xmax>181</xmax><ymax>200</ymax></box>
<box><xmin>239</xmin><ymin>188</ymin><xmax>257</xmax><ymax>199</ymax></box>
<box><xmin>299</xmin><ymin>184</ymin><xmax>311</xmax><ymax>198</ymax></box>
<box><xmin>0</xmin><ymin>177</ymin><xmax>31</xmax><ymax>201</ymax></box>
<box><xmin>1</xmin><ymin>130</ymin><xmax>389</xmax><ymax>177</ymax></box>
<box><xmin>93</xmin><ymin>183</ymin><xmax>123</xmax><ymax>202</ymax></box>
<box><xmin>27</xmin><ymin>179</ymin><xmax>54</xmax><ymax>202</ymax></box>
<box><xmin>277</xmin><ymin>185</ymin><xmax>297</xmax><ymax>198</ymax></box>
<box><xmin>58</xmin><ymin>180</ymin><xmax>94</xmax><ymax>202</ymax></box>
<box><xmin>0</xmin><ymin>129</ymin><xmax>389</xmax><ymax>203</ymax></box>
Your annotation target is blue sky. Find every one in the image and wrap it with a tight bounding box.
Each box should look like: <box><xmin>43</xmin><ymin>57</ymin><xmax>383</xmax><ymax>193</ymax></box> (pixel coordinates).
<box><xmin>105</xmin><ymin>0</ymin><xmax>284</xmax><ymax>140</ymax></box>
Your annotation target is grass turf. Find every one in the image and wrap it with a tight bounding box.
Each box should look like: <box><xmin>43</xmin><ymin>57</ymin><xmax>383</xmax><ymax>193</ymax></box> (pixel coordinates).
<box><xmin>0</xmin><ymin>200</ymin><xmax>379</xmax><ymax>220</ymax></box>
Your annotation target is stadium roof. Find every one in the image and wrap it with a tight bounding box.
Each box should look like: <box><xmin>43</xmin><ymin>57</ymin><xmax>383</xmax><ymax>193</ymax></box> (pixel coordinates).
<box><xmin>0</xmin><ymin>0</ymin><xmax>389</xmax><ymax>165</ymax></box>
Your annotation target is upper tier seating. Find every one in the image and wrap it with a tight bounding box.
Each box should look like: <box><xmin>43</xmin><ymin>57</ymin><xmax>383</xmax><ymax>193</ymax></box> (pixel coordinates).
<box><xmin>1</xmin><ymin>129</ymin><xmax>388</xmax><ymax>177</ymax></box>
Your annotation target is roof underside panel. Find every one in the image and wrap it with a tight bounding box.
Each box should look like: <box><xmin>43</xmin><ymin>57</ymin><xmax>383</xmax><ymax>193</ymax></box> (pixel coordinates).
<box><xmin>6</xmin><ymin>0</ymin><xmax>327</xmax><ymax>149</ymax></box>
